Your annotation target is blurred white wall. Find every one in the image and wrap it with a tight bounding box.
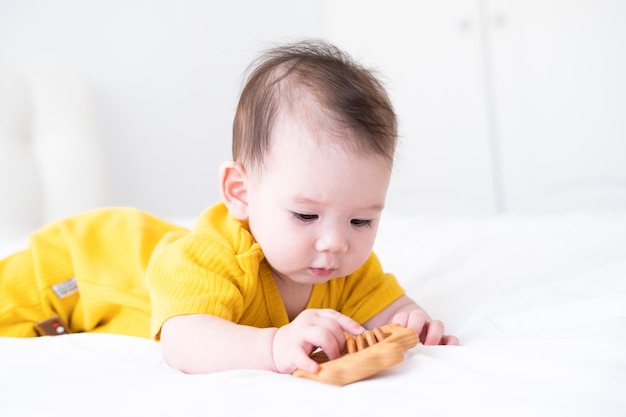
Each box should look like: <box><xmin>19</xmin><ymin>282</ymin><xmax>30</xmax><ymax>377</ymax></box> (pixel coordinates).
<box><xmin>1</xmin><ymin>0</ymin><xmax>625</xmax><ymax>219</ymax></box>
<box><xmin>325</xmin><ymin>0</ymin><xmax>626</xmax><ymax>215</ymax></box>
<box><xmin>0</xmin><ymin>0</ymin><xmax>327</xmax><ymax>219</ymax></box>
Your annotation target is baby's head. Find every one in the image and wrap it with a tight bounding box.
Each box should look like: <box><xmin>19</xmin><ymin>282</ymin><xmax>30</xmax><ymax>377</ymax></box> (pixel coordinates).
<box><xmin>232</xmin><ymin>39</ymin><xmax>397</xmax><ymax>176</ymax></box>
<box><xmin>222</xmin><ymin>40</ymin><xmax>398</xmax><ymax>285</ymax></box>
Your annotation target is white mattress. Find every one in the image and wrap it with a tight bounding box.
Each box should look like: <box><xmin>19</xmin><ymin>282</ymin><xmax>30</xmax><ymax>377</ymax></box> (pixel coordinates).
<box><xmin>1</xmin><ymin>210</ymin><xmax>625</xmax><ymax>416</ymax></box>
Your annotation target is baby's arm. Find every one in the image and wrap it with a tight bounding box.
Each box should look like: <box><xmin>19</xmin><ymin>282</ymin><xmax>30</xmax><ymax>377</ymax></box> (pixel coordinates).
<box><xmin>160</xmin><ymin>314</ymin><xmax>276</xmax><ymax>374</ymax></box>
<box><xmin>160</xmin><ymin>309</ymin><xmax>364</xmax><ymax>374</ymax></box>
<box><xmin>362</xmin><ymin>295</ymin><xmax>459</xmax><ymax>346</ymax></box>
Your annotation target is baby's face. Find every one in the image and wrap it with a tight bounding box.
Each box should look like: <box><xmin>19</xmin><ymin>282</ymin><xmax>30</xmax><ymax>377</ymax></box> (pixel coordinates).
<box><xmin>245</xmin><ymin>110</ymin><xmax>391</xmax><ymax>287</ymax></box>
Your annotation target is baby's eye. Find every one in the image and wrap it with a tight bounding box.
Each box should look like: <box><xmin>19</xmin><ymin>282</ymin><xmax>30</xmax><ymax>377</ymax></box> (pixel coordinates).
<box><xmin>292</xmin><ymin>212</ymin><xmax>318</xmax><ymax>222</ymax></box>
<box><xmin>351</xmin><ymin>219</ymin><xmax>373</xmax><ymax>228</ymax></box>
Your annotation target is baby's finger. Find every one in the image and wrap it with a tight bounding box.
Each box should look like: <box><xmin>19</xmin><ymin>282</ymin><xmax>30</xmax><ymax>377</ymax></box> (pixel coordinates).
<box><xmin>293</xmin><ymin>352</ymin><xmax>320</xmax><ymax>374</ymax></box>
<box><xmin>302</xmin><ymin>324</ymin><xmax>346</xmax><ymax>360</ymax></box>
<box><xmin>422</xmin><ymin>320</ymin><xmax>445</xmax><ymax>345</ymax></box>
<box><xmin>316</xmin><ymin>309</ymin><xmax>365</xmax><ymax>335</ymax></box>
<box><xmin>441</xmin><ymin>334</ymin><xmax>460</xmax><ymax>346</ymax></box>
<box><xmin>391</xmin><ymin>310</ymin><xmax>410</xmax><ymax>327</ymax></box>
<box><xmin>406</xmin><ymin>309</ymin><xmax>429</xmax><ymax>334</ymax></box>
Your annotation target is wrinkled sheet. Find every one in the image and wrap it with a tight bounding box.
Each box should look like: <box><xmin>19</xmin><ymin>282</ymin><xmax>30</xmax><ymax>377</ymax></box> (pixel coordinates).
<box><xmin>1</xmin><ymin>211</ymin><xmax>625</xmax><ymax>416</ymax></box>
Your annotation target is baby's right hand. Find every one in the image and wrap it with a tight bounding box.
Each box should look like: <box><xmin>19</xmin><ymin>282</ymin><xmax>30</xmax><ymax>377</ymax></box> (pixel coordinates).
<box><xmin>271</xmin><ymin>309</ymin><xmax>365</xmax><ymax>374</ymax></box>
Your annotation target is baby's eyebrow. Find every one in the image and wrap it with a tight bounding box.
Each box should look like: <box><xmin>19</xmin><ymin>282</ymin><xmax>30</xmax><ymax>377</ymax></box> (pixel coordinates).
<box><xmin>358</xmin><ymin>203</ymin><xmax>386</xmax><ymax>212</ymax></box>
<box><xmin>292</xmin><ymin>197</ymin><xmax>385</xmax><ymax>212</ymax></box>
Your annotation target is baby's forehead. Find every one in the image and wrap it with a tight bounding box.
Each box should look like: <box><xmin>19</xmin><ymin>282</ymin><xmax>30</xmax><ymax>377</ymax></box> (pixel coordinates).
<box><xmin>271</xmin><ymin>110</ymin><xmax>369</xmax><ymax>160</ymax></box>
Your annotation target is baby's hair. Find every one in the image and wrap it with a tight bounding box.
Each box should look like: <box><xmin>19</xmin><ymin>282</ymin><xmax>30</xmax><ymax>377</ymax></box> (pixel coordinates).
<box><xmin>232</xmin><ymin>39</ymin><xmax>397</xmax><ymax>173</ymax></box>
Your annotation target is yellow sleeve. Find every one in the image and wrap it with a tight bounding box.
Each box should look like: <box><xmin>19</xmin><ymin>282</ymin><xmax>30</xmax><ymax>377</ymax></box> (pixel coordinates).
<box><xmin>146</xmin><ymin>204</ymin><xmax>264</xmax><ymax>340</ymax></box>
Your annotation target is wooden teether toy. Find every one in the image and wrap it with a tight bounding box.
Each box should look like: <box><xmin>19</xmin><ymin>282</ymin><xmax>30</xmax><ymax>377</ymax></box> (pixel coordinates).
<box><xmin>292</xmin><ymin>323</ymin><xmax>418</xmax><ymax>386</ymax></box>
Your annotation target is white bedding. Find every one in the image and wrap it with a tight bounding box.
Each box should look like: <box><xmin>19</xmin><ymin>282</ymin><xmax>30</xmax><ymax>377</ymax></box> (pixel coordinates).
<box><xmin>1</xmin><ymin>211</ymin><xmax>625</xmax><ymax>416</ymax></box>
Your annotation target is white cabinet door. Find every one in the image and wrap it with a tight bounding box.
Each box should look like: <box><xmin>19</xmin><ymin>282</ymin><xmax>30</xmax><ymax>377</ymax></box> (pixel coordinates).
<box><xmin>324</xmin><ymin>0</ymin><xmax>498</xmax><ymax>214</ymax></box>
<box><xmin>488</xmin><ymin>0</ymin><xmax>626</xmax><ymax>212</ymax></box>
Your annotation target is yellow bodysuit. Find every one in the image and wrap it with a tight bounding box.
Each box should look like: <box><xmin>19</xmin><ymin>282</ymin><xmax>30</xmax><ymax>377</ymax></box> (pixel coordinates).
<box><xmin>0</xmin><ymin>203</ymin><xmax>405</xmax><ymax>339</ymax></box>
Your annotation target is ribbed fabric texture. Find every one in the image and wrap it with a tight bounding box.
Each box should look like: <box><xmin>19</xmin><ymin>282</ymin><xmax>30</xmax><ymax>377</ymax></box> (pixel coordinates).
<box><xmin>148</xmin><ymin>203</ymin><xmax>266</xmax><ymax>338</ymax></box>
<box><xmin>0</xmin><ymin>207</ymin><xmax>185</xmax><ymax>337</ymax></box>
<box><xmin>0</xmin><ymin>249</ymin><xmax>45</xmax><ymax>336</ymax></box>
<box><xmin>148</xmin><ymin>203</ymin><xmax>406</xmax><ymax>339</ymax></box>
<box><xmin>1</xmin><ymin>202</ymin><xmax>405</xmax><ymax>340</ymax></box>
<box><xmin>308</xmin><ymin>252</ymin><xmax>406</xmax><ymax>325</ymax></box>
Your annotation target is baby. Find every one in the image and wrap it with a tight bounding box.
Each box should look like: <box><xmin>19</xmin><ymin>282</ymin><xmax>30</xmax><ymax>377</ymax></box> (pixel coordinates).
<box><xmin>0</xmin><ymin>39</ymin><xmax>458</xmax><ymax>376</ymax></box>
<box><xmin>149</xmin><ymin>39</ymin><xmax>458</xmax><ymax>374</ymax></box>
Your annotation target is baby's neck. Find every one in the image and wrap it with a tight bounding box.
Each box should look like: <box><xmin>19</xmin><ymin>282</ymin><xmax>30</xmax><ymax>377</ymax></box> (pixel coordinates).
<box><xmin>271</xmin><ymin>274</ymin><xmax>312</xmax><ymax>321</ymax></box>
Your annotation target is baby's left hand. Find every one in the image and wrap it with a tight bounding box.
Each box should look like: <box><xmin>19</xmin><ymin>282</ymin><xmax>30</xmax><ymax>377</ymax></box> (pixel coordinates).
<box><xmin>391</xmin><ymin>309</ymin><xmax>459</xmax><ymax>346</ymax></box>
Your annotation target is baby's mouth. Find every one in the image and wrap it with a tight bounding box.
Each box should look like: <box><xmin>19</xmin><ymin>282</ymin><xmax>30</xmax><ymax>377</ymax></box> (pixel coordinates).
<box><xmin>308</xmin><ymin>267</ymin><xmax>336</xmax><ymax>278</ymax></box>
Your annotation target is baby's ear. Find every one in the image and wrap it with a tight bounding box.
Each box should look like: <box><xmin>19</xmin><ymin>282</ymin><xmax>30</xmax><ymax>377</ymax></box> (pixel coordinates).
<box><xmin>219</xmin><ymin>161</ymin><xmax>249</xmax><ymax>220</ymax></box>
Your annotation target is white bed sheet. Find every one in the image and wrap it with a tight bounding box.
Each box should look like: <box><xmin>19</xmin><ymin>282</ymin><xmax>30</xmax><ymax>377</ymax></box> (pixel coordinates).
<box><xmin>1</xmin><ymin>211</ymin><xmax>625</xmax><ymax>416</ymax></box>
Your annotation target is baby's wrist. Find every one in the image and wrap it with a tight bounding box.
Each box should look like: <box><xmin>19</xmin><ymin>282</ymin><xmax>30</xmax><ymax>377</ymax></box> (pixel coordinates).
<box><xmin>267</xmin><ymin>327</ymin><xmax>280</xmax><ymax>373</ymax></box>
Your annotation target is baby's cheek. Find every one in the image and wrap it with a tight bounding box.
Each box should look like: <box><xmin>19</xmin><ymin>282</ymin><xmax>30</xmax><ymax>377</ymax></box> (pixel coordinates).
<box><xmin>269</xmin><ymin>239</ymin><xmax>310</xmax><ymax>269</ymax></box>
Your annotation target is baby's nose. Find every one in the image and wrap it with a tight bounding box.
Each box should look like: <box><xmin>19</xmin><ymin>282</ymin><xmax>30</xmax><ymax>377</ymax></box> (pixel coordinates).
<box><xmin>315</xmin><ymin>230</ymin><xmax>348</xmax><ymax>253</ymax></box>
